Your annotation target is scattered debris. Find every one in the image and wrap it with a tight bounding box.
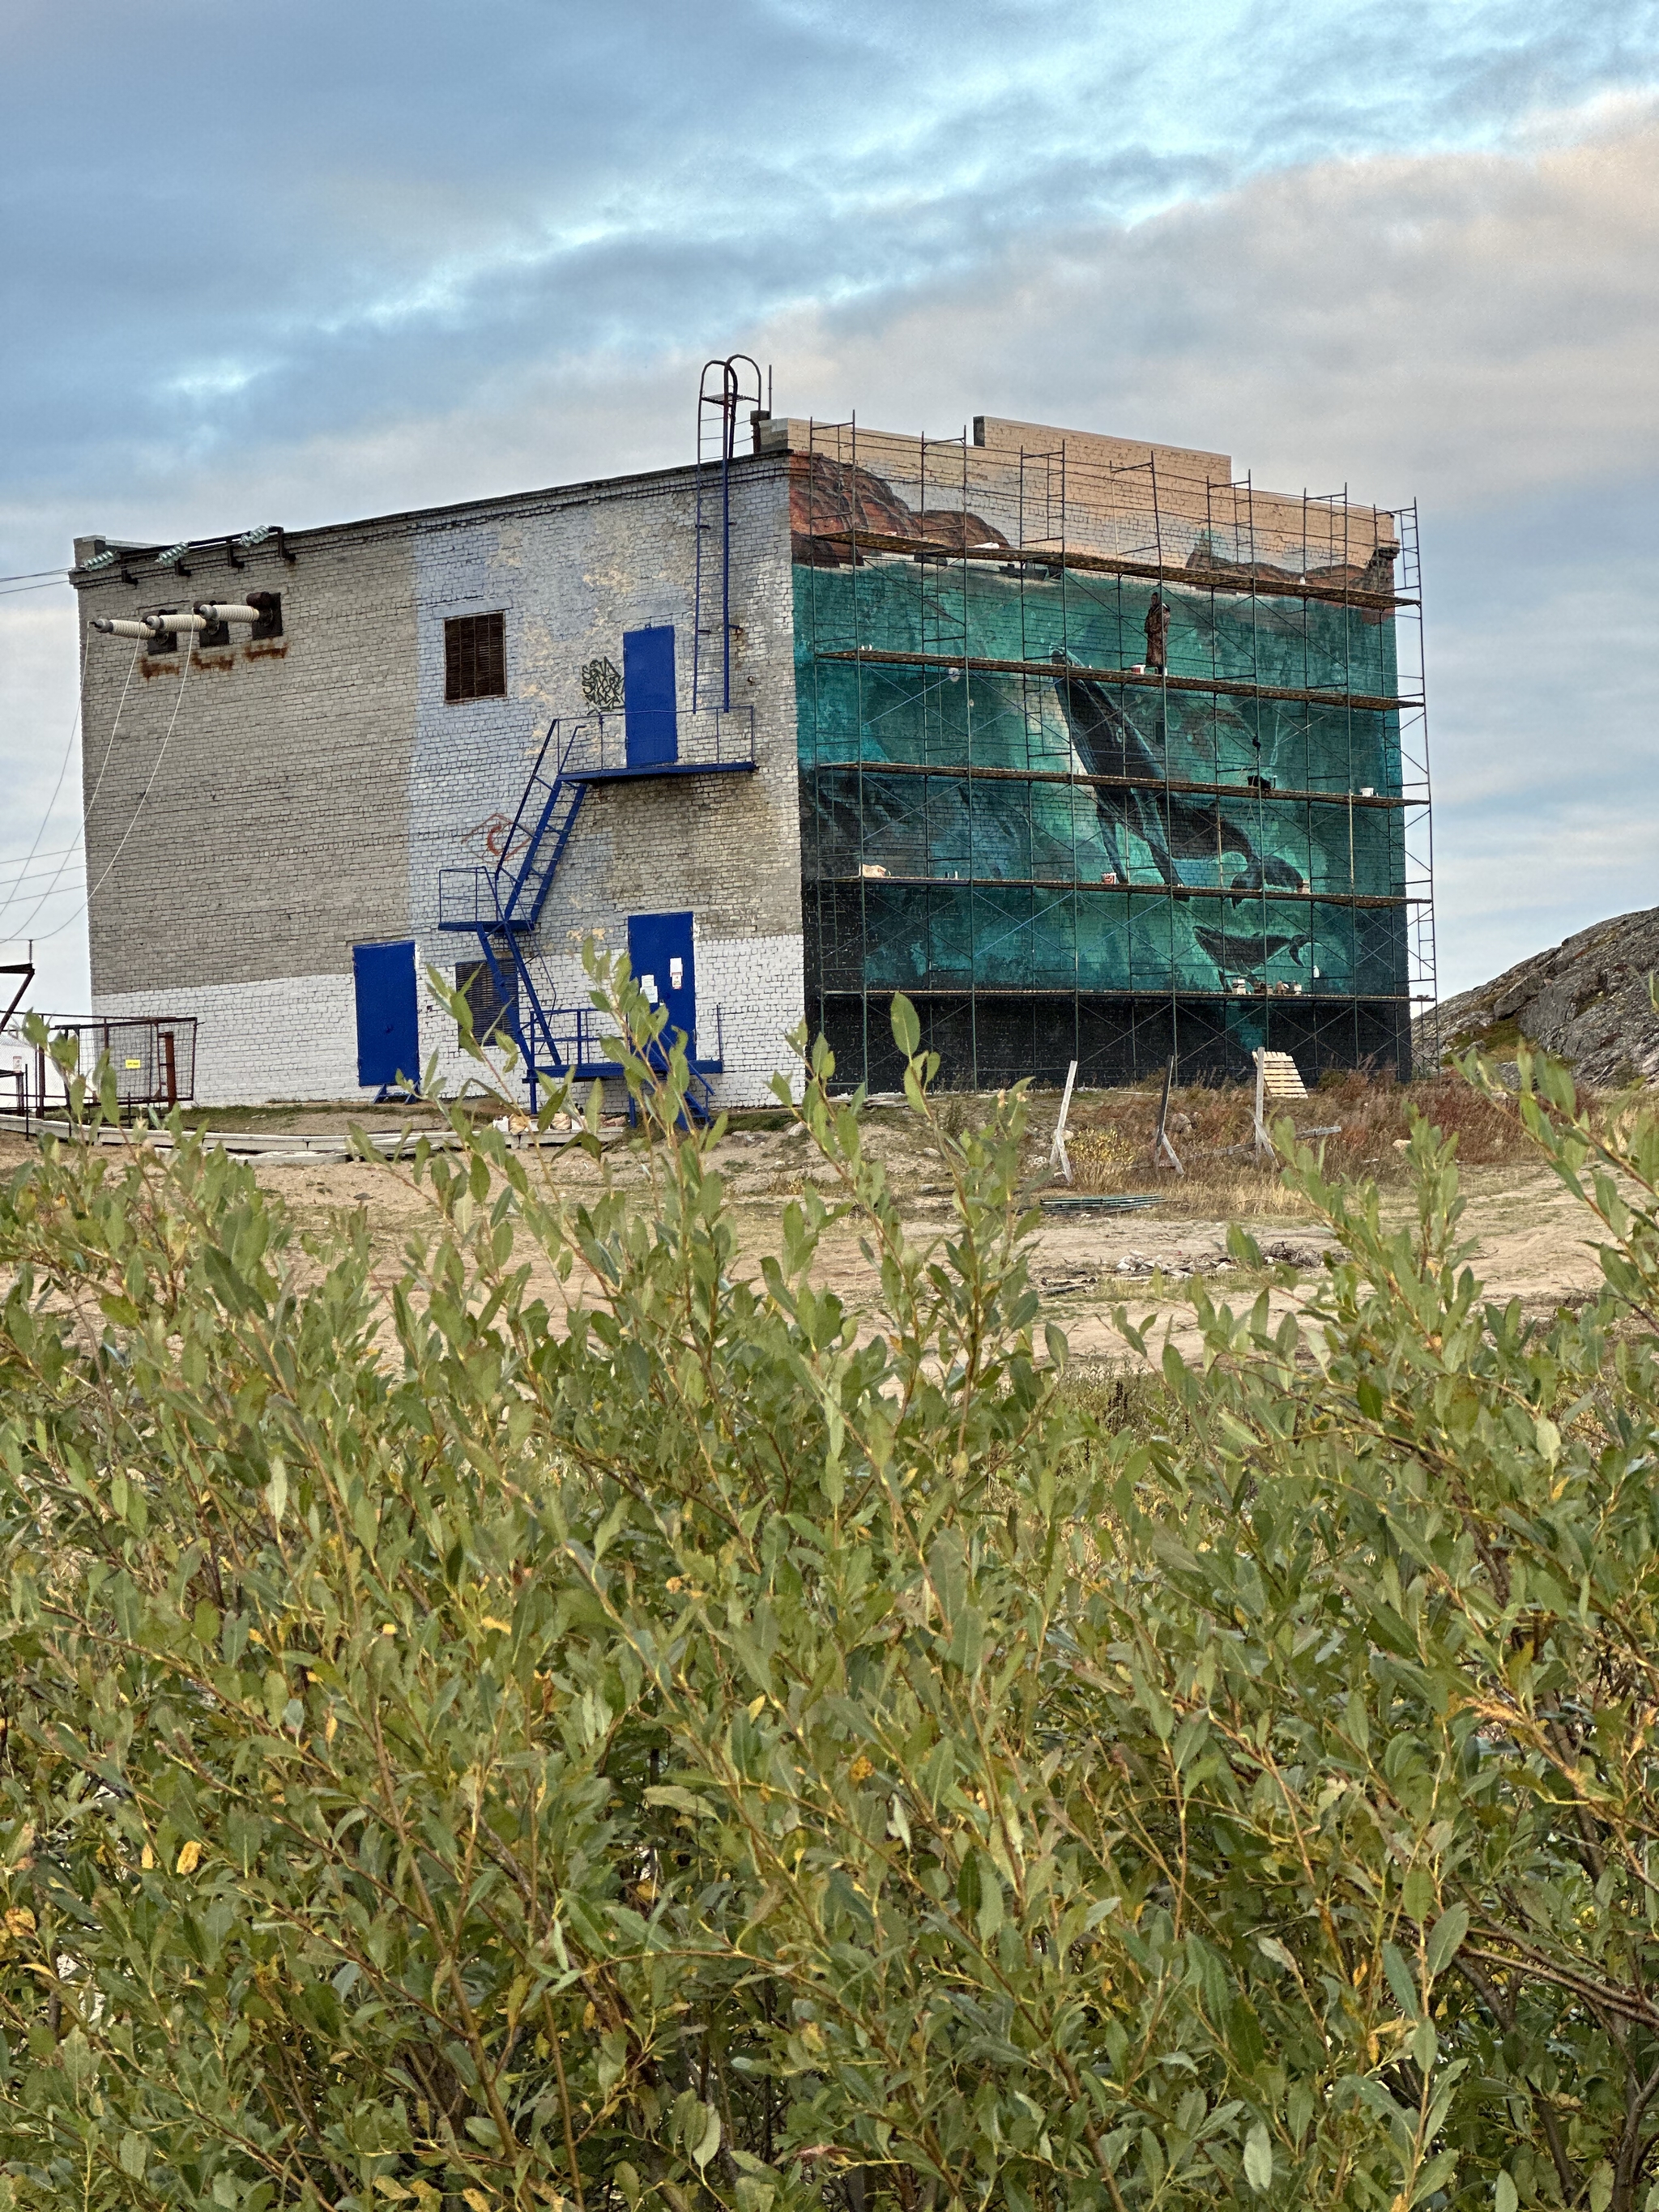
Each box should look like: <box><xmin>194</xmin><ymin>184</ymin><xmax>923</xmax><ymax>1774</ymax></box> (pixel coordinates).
<box><xmin>1256</xmin><ymin>1240</ymin><xmax>1332</xmax><ymax>1268</ymax></box>
<box><xmin>1034</xmin><ymin>1240</ymin><xmax>1330</xmax><ymax>1294</ymax></box>
<box><xmin>1039</xmin><ymin>1191</ymin><xmax>1163</xmax><ymax>1216</ymax></box>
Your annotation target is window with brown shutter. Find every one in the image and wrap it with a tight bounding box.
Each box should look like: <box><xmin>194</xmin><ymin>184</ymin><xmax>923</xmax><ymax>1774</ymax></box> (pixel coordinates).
<box><xmin>444</xmin><ymin>612</ymin><xmax>506</xmax><ymax>702</ymax></box>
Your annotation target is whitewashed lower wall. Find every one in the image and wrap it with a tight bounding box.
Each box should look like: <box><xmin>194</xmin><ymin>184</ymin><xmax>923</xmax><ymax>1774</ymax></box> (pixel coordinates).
<box><xmin>91</xmin><ymin>974</ymin><xmax>360</xmax><ymax>1106</ymax></box>
<box><xmin>92</xmin><ymin>927</ymin><xmax>805</xmax><ymax>1110</ymax></box>
<box><xmin>418</xmin><ymin>927</ymin><xmax>806</xmax><ymax>1110</ymax></box>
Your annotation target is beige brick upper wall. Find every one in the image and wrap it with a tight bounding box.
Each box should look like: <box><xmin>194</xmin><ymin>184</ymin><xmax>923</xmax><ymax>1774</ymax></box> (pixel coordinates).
<box><xmin>760</xmin><ymin>411</ymin><xmax>1397</xmax><ymax>570</ymax></box>
<box><xmin>972</xmin><ymin>414</ymin><xmax>1235</xmax><ymax>484</ymax></box>
<box><xmin>74</xmin><ymin>456</ymin><xmax>804</xmax><ymax>1011</ymax></box>
<box><xmin>75</xmin><ymin>532</ymin><xmax>420</xmax><ymax>999</ymax></box>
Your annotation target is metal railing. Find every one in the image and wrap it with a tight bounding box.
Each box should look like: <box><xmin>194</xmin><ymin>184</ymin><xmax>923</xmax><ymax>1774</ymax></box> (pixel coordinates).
<box><xmin>532</xmin><ymin>996</ymin><xmax>725</xmax><ymax>1077</ymax></box>
<box><xmin>561</xmin><ymin>705</ymin><xmax>756</xmax><ymax>777</ymax></box>
<box><xmin>439</xmin><ymin>866</ymin><xmax>509</xmax><ymax>931</ymax></box>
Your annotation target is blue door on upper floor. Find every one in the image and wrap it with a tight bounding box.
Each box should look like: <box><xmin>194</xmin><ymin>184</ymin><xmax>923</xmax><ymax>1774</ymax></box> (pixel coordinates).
<box><xmin>623</xmin><ymin>624</ymin><xmax>678</xmax><ymax>769</ymax></box>
<box><xmin>627</xmin><ymin>911</ymin><xmax>697</xmax><ymax>1058</ymax></box>
<box><xmin>353</xmin><ymin>939</ymin><xmax>419</xmax><ymax>1091</ymax></box>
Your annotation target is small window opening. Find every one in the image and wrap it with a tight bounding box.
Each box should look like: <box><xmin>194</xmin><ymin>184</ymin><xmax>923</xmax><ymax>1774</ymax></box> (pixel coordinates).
<box><xmin>247</xmin><ymin>590</ymin><xmax>283</xmax><ymax>640</ymax></box>
<box><xmin>445</xmin><ymin>612</ymin><xmax>506</xmax><ymax>703</ymax></box>
<box><xmin>456</xmin><ymin>959</ymin><xmax>510</xmax><ymax>1042</ymax></box>
<box><xmin>198</xmin><ymin>616</ymin><xmax>231</xmax><ymax>648</ymax></box>
<box><xmin>146</xmin><ymin>617</ymin><xmax>178</xmax><ymax>657</ymax></box>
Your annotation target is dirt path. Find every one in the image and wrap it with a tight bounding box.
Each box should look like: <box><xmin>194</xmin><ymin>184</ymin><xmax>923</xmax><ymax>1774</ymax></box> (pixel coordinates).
<box><xmin>0</xmin><ymin>1113</ymin><xmax>1618</xmax><ymax>1373</ymax></box>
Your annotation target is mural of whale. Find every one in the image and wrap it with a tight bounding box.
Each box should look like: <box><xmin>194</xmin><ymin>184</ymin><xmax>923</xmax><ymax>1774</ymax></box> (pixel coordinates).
<box><xmin>1049</xmin><ymin>654</ymin><xmax>1307</xmax><ymax>901</ymax></box>
<box><xmin>1194</xmin><ymin>923</ymin><xmax>1313</xmax><ymax>977</ymax></box>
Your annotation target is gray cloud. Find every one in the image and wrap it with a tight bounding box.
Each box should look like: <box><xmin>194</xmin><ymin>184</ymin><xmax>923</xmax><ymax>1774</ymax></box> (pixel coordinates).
<box><xmin>3</xmin><ymin>0</ymin><xmax>1654</xmax><ymax>525</ymax></box>
<box><xmin>3</xmin><ymin>2</ymin><xmax>1657</xmax><ymax>1007</ymax></box>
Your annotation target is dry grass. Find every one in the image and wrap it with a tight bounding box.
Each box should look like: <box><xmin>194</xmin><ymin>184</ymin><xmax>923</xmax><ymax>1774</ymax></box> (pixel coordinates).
<box><xmin>1153</xmin><ymin>1156</ymin><xmax>1321</xmax><ymax>1219</ymax></box>
<box><xmin>1035</xmin><ymin>1063</ymin><xmax>1559</xmax><ymax>1218</ymax></box>
<box><xmin>1068</xmin><ymin>1126</ymin><xmax>1137</xmax><ymax>1191</ymax></box>
<box><xmin>1061</xmin><ymin>1119</ymin><xmax>1316</xmax><ymax>1216</ymax></box>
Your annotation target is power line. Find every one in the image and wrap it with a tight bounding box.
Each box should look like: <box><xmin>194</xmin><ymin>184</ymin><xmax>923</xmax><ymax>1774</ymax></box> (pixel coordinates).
<box><xmin>34</xmin><ymin>641</ymin><xmax>191</xmax><ymax>944</ymax></box>
<box><xmin>0</xmin><ymin>628</ymin><xmax>92</xmax><ymax>937</ymax></box>
<box><xmin>6</xmin><ymin>635</ymin><xmax>137</xmax><ymax>940</ymax></box>
<box><xmin>0</xmin><ymin>858</ymin><xmax>83</xmax><ymax>891</ymax></box>
<box><xmin>0</xmin><ymin>567</ymin><xmax>68</xmax><ymax>585</ymax></box>
<box><xmin>0</xmin><ymin>843</ymin><xmax>80</xmax><ymax>872</ymax></box>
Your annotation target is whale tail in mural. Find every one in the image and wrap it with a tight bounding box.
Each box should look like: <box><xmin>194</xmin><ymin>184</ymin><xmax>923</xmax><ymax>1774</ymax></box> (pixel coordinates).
<box><xmin>791</xmin><ymin>438</ymin><xmax>1416</xmax><ymax>1080</ymax></box>
<box><xmin>1049</xmin><ymin>653</ymin><xmax>1309</xmax><ymax>985</ymax></box>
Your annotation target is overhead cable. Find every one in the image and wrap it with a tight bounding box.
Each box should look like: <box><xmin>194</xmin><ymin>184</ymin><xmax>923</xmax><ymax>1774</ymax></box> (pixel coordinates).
<box><xmin>0</xmin><ymin>627</ymin><xmax>92</xmax><ymax>936</ymax></box>
<box><xmin>36</xmin><ymin>641</ymin><xmax>192</xmax><ymax>943</ymax></box>
<box><xmin>11</xmin><ymin>637</ymin><xmax>143</xmax><ymax>942</ymax></box>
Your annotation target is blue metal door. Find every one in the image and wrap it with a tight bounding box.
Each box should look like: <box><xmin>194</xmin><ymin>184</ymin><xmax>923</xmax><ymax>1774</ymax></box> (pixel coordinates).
<box><xmin>627</xmin><ymin>912</ymin><xmax>696</xmax><ymax>1055</ymax></box>
<box><xmin>353</xmin><ymin>939</ymin><xmax>419</xmax><ymax>1089</ymax></box>
<box><xmin>623</xmin><ymin>625</ymin><xmax>678</xmax><ymax>768</ymax></box>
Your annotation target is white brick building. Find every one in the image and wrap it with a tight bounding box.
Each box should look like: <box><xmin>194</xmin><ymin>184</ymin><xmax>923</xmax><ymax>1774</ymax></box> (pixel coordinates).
<box><xmin>72</xmin><ymin>403</ymin><xmax>1428</xmax><ymax>1104</ymax></box>
<box><xmin>72</xmin><ymin>443</ymin><xmax>805</xmax><ymax>1109</ymax></box>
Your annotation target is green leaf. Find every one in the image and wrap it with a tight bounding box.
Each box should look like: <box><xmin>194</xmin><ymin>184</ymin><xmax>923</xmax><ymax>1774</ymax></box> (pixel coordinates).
<box><xmin>1412</xmin><ymin>2150</ymin><xmax>1459</xmax><ymax>2205</ymax></box>
<box><xmin>1228</xmin><ymin>1997</ymin><xmax>1266</xmax><ymax>2071</ymax></box>
<box><xmin>117</xmin><ymin>2133</ymin><xmax>147</xmax><ymax>2180</ymax></box>
<box><xmin>1403</xmin><ymin>1866</ymin><xmax>1435</xmax><ymax>1920</ymax></box>
<box><xmin>890</xmin><ymin>994</ymin><xmax>921</xmax><ymax>1059</ymax></box>
<box><xmin>1426</xmin><ymin>1903</ymin><xmax>1470</xmax><ymax>1975</ymax></box>
<box><xmin>692</xmin><ymin>2106</ymin><xmax>723</xmax><ymax>2172</ymax></box>
<box><xmin>975</xmin><ymin>1856</ymin><xmax>1004</xmax><ymax>1941</ymax></box>
<box><xmin>1495</xmin><ymin>2174</ymin><xmax>1519</xmax><ymax>2212</ymax></box>
<box><xmin>1591</xmin><ymin>2164</ymin><xmax>1614</xmax><ymax>2212</ymax></box>
<box><xmin>1243</xmin><ymin>2120</ymin><xmax>1273</xmax><ymax>2194</ymax></box>
<box><xmin>645</xmin><ymin>1784</ymin><xmax>719</xmax><ymax>1820</ymax></box>
<box><xmin>1383</xmin><ymin>1941</ymin><xmax>1420</xmax><ymax>2018</ymax></box>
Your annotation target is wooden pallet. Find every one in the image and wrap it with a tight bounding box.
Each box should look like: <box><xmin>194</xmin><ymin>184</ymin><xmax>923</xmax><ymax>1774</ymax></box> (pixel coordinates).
<box><xmin>1254</xmin><ymin>1048</ymin><xmax>1307</xmax><ymax>1155</ymax></box>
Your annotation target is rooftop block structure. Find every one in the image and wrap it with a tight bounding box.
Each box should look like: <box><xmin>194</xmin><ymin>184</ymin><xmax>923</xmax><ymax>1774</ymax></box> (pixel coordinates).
<box><xmin>70</xmin><ymin>392</ymin><xmax>1433</xmax><ymax>1106</ymax></box>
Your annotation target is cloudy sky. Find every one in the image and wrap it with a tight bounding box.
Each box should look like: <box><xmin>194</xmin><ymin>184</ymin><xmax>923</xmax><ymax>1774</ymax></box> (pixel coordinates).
<box><xmin>3</xmin><ymin>0</ymin><xmax>1657</xmax><ymax>1011</ymax></box>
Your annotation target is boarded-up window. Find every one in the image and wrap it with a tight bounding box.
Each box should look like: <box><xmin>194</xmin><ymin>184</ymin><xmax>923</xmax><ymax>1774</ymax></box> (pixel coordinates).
<box><xmin>445</xmin><ymin>612</ymin><xmax>506</xmax><ymax>703</ymax></box>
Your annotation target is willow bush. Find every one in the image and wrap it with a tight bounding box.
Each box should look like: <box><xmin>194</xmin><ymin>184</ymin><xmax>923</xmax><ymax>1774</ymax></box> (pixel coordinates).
<box><xmin>3</xmin><ymin>974</ymin><xmax>1659</xmax><ymax>2212</ymax></box>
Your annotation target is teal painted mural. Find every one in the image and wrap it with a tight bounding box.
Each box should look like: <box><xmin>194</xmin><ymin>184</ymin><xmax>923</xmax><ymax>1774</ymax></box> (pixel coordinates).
<box><xmin>794</xmin><ymin>483</ymin><xmax>1410</xmax><ymax>1025</ymax></box>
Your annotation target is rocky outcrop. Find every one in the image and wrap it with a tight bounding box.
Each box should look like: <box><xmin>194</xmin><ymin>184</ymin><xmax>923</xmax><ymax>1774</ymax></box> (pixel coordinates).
<box><xmin>1419</xmin><ymin>907</ymin><xmax>1659</xmax><ymax>1086</ymax></box>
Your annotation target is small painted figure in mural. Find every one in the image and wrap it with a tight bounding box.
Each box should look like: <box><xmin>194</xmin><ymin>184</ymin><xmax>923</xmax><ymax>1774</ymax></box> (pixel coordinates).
<box><xmin>1144</xmin><ymin>592</ymin><xmax>1171</xmax><ymax>673</ymax></box>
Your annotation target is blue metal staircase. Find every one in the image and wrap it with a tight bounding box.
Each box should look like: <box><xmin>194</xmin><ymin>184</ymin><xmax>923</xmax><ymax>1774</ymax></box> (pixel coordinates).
<box><xmin>438</xmin><ymin>715</ymin><xmax>735</xmax><ymax>1117</ymax></box>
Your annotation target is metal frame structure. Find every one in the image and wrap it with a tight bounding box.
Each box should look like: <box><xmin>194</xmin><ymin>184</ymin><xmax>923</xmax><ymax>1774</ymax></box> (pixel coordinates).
<box><xmin>794</xmin><ymin>418</ymin><xmax>1437</xmax><ymax>1090</ymax></box>
<box><xmin>0</xmin><ymin>1014</ymin><xmax>198</xmax><ymax>1127</ymax></box>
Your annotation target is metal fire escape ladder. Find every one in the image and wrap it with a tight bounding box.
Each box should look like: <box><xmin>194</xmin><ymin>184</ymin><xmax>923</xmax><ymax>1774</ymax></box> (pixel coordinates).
<box><xmin>438</xmin><ymin>715</ymin><xmax>727</xmax><ymax>1119</ymax></box>
<box><xmin>439</xmin><ymin>718</ymin><xmax>590</xmax><ymax>1105</ymax></box>
<box><xmin>498</xmin><ymin>718</ymin><xmax>586</xmax><ymax>932</ymax></box>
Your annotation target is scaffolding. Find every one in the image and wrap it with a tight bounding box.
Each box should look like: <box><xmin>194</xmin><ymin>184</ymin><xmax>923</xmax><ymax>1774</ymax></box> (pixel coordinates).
<box><xmin>791</xmin><ymin>416</ymin><xmax>1436</xmax><ymax>1089</ymax></box>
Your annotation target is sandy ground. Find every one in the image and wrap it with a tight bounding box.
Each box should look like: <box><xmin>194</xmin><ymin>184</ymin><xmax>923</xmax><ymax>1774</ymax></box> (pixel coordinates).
<box><xmin>0</xmin><ymin>1097</ymin><xmax>1618</xmax><ymax>1374</ymax></box>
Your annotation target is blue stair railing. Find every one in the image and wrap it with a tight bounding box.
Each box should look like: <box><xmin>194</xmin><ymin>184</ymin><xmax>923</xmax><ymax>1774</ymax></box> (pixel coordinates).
<box><xmin>438</xmin><ymin>716</ymin><xmax>727</xmax><ymax>1117</ymax></box>
<box><xmin>498</xmin><ymin>722</ymin><xmax>587</xmax><ymax>930</ymax></box>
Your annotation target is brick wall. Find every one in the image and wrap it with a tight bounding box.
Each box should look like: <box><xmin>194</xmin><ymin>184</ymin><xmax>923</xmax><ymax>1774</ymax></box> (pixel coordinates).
<box><xmin>75</xmin><ymin>456</ymin><xmax>806</xmax><ymax>1107</ymax></box>
<box><xmin>76</xmin><ymin>533</ymin><xmax>419</xmax><ymax>999</ymax></box>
